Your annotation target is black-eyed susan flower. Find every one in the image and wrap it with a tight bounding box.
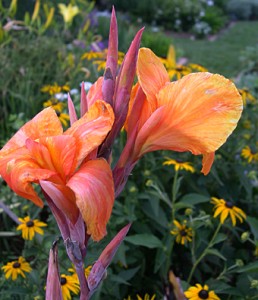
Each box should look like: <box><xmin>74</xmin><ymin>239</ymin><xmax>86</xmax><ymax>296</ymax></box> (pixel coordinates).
<box><xmin>17</xmin><ymin>216</ymin><xmax>47</xmax><ymax>240</ymax></box>
<box><xmin>188</xmin><ymin>63</ymin><xmax>208</xmax><ymax>72</ymax></box>
<box><xmin>136</xmin><ymin>294</ymin><xmax>156</xmax><ymax>300</ymax></box>
<box><xmin>41</xmin><ymin>83</ymin><xmax>70</xmax><ymax>96</ymax></box>
<box><xmin>241</xmin><ymin>146</ymin><xmax>258</xmax><ymax>163</ymax></box>
<box><xmin>43</xmin><ymin>99</ymin><xmax>65</xmax><ymax>112</ymax></box>
<box><xmin>56</xmin><ymin>111</ymin><xmax>70</xmax><ymax>127</ymax></box>
<box><xmin>238</xmin><ymin>87</ymin><xmax>256</xmax><ymax>105</ymax></box>
<box><xmin>163</xmin><ymin>157</ymin><xmax>195</xmax><ymax>173</ymax></box>
<box><xmin>68</xmin><ymin>265</ymin><xmax>92</xmax><ymax>279</ymax></box>
<box><xmin>211</xmin><ymin>197</ymin><xmax>246</xmax><ymax>226</ymax></box>
<box><xmin>60</xmin><ymin>274</ymin><xmax>80</xmax><ymax>300</ymax></box>
<box><xmin>185</xmin><ymin>283</ymin><xmax>220</xmax><ymax>300</ymax></box>
<box><xmin>171</xmin><ymin>220</ymin><xmax>193</xmax><ymax>245</ymax></box>
<box><xmin>1</xmin><ymin>257</ymin><xmax>32</xmax><ymax>280</ymax></box>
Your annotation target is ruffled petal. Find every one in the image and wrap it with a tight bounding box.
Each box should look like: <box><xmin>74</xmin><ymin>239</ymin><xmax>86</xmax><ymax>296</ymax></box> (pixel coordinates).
<box><xmin>65</xmin><ymin>101</ymin><xmax>114</xmax><ymax>165</ymax></box>
<box><xmin>0</xmin><ymin>107</ymin><xmax>62</xmax><ymax>155</ymax></box>
<box><xmin>137</xmin><ymin>47</ymin><xmax>170</xmax><ymax>111</ymax></box>
<box><xmin>40</xmin><ymin>180</ymin><xmax>79</xmax><ymax>223</ymax></box>
<box><xmin>67</xmin><ymin>158</ymin><xmax>114</xmax><ymax>241</ymax></box>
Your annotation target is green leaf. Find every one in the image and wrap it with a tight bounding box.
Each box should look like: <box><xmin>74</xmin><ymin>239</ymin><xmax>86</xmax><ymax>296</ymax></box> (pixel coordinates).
<box><xmin>125</xmin><ymin>234</ymin><xmax>163</xmax><ymax>248</ymax></box>
<box><xmin>179</xmin><ymin>193</ymin><xmax>210</xmax><ymax>207</ymax></box>
<box><xmin>205</xmin><ymin>248</ymin><xmax>227</xmax><ymax>261</ymax></box>
<box><xmin>237</xmin><ymin>261</ymin><xmax>258</xmax><ymax>273</ymax></box>
<box><xmin>211</xmin><ymin>233</ymin><xmax>227</xmax><ymax>246</ymax></box>
<box><xmin>246</xmin><ymin>216</ymin><xmax>258</xmax><ymax>240</ymax></box>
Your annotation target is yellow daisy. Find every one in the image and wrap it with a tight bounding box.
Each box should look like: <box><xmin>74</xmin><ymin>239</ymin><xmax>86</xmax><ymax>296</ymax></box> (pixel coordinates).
<box><xmin>163</xmin><ymin>157</ymin><xmax>195</xmax><ymax>173</ymax></box>
<box><xmin>185</xmin><ymin>283</ymin><xmax>220</xmax><ymax>300</ymax></box>
<box><xmin>136</xmin><ymin>294</ymin><xmax>156</xmax><ymax>300</ymax></box>
<box><xmin>43</xmin><ymin>99</ymin><xmax>65</xmax><ymax>112</ymax></box>
<box><xmin>238</xmin><ymin>88</ymin><xmax>256</xmax><ymax>105</ymax></box>
<box><xmin>41</xmin><ymin>83</ymin><xmax>70</xmax><ymax>95</ymax></box>
<box><xmin>171</xmin><ymin>220</ymin><xmax>193</xmax><ymax>245</ymax></box>
<box><xmin>68</xmin><ymin>265</ymin><xmax>92</xmax><ymax>279</ymax></box>
<box><xmin>17</xmin><ymin>216</ymin><xmax>47</xmax><ymax>240</ymax></box>
<box><xmin>241</xmin><ymin>146</ymin><xmax>258</xmax><ymax>163</ymax></box>
<box><xmin>188</xmin><ymin>63</ymin><xmax>208</xmax><ymax>72</ymax></box>
<box><xmin>60</xmin><ymin>274</ymin><xmax>80</xmax><ymax>300</ymax></box>
<box><xmin>167</xmin><ymin>65</ymin><xmax>192</xmax><ymax>80</ymax></box>
<box><xmin>1</xmin><ymin>257</ymin><xmax>32</xmax><ymax>281</ymax></box>
<box><xmin>81</xmin><ymin>51</ymin><xmax>104</xmax><ymax>60</ymax></box>
<box><xmin>211</xmin><ymin>197</ymin><xmax>246</xmax><ymax>226</ymax></box>
<box><xmin>56</xmin><ymin>111</ymin><xmax>70</xmax><ymax>127</ymax></box>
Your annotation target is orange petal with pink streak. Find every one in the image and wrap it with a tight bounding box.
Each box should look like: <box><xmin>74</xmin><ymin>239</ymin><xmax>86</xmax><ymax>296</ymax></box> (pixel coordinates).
<box><xmin>2</xmin><ymin>154</ymin><xmax>56</xmax><ymax>207</ymax></box>
<box><xmin>0</xmin><ymin>107</ymin><xmax>62</xmax><ymax>155</ymax></box>
<box><xmin>40</xmin><ymin>180</ymin><xmax>78</xmax><ymax>223</ymax></box>
<box><xmin>87</xmin><ymin>77</ymin><xmax>104</xmax><ymax>108</ymax></box>
<box><xmin>134</xmin><ymin>72</ymin><xmax>242</xmax><ymax>173</ymax></box>
<box><xmin>28</xmin><ymin>135</ymin><xmax>79</xmax><ymax>182</ymax></box>
<box><xmin>65</xmin><ymin>100</ymin><xmax>114</xmax><ymax>165</ymax></box>
<box><xmin>137</xmin><ymin>48</ymin><xmax>169</xmax><ymax>111</ymax></box>
<box><xmin>67</xmin><ymin>158</ymin><xmax>114</xmax><ymax>241</ymax></box>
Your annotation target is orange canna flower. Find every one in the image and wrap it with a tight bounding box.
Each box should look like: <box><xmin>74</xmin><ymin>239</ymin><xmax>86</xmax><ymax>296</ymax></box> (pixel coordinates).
<box><xmin>0</xmin><ymin>100</ymin><xmax>115</xmax><ymax>241</ymax></box>
<box><xmin>123</xmin><ymin>48</ymin><xmax>243</xmax><ymax>175</ymax></box>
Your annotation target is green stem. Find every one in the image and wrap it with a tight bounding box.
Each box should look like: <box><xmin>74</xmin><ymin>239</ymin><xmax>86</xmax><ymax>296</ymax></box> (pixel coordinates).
<box><xmin>171</xmin><ymin>170</ymin><xmax>179</xmax><ymax>221</ymax></box>
<box><xmin>187</xmin><ymin>222</ymin><xmax>222</xmax><ymax>283</ymax></box>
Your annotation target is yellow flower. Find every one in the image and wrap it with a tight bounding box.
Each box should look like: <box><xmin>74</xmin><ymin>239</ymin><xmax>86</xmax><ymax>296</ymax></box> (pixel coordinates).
<box><xmin>41</xmin><ymin>83</ymin><xmax>70</xmax><ymax>95</ymax></box>
<box><xmin>167</xmin><ymin>65</ymin><xmax>192</xmax><ymax>80</ymax></box>
<box><xmin>136</xmin><ymin>294</ymin><xmax>156</xmax><ymax>300</ymax></box>
<box><xmin>188</xmin><ymin>63</ymin><xmax>208</xmax><ymax>72</ymax></box>
<box><xmin>163</xmin><ymin>157</ymin><xmax>195</xmax><ymax>173</ymax></box>
<box><xmin>238</xmin><ymin>87</ymin><xmax>256</xmax><ymax>105</ymax></box>
<box><xmin>93</xmin><ymin>60</ymin><xmax>107</xmax><ymax>71</ymax></box>
<box><xmin>60</xmin><ymin>274</ymin><xmax>80</xmax><ymax>300</ymax></box>
<box><xmin>171</xmin><ymin>220</ymin><xmax>193</xmax><ymax>245</ymax></box>
<box><xmin>1</xmin><ymin>257</ymin><xmax>32</xmax><ymax>280</ymax></box>
<box><xmin>81</xmin><ymin>51</ymin><xmax>104</xmax><ymax>60</ymax></box>
<box><xmin>58</xmin><ymin>3</ymin><xmax>79</xmax><ymax>25</ymax></box>
<box><xmin>211</xmin><ymin>197</ymin><xmax>246</xmax><ymax>226</ymax></box>
<box><xmin>17</xmin><ymin>216</ymin><xmax>47</xmax><ymax>240</ymax></box>
<box><xmin>68</xmin><ymin>265</ymin><xmax>92</xmax><ymax>279</ymax></box>
<box><xmin>43</xmin><ymin>99</ymin><xmax>65</xmax><ymax>112</ymax></box>
<box><xmin>185</xmin><ymin>283</ymin><xmax>220</xmax><ymax>300</ymax></box>
<box><xmin>56</xmin><ymin>111</ymin><xmax>70</xmax><ymax>127</ymax></box>
<box><xmin>241</xmin><ymin>146</ymin><xmax>258</xmax><ymax>163</ymax></box>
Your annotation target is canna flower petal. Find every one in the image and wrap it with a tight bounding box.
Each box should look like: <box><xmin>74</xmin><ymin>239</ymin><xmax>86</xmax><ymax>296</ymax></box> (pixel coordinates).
<box><xmin>132</xmin><ymin>72</ymin><xmax>242</xmax><ymax>174</ymax></box>
<box><xmin>67</xmin><ymin>158</ymin><xmax>114</xmax><ymax>241</ymax></box>
<box><xmin>137</xmin><ymin>47</ymin><xmax>169</xmax><ymax>110</ymax></box>
<box><xmin>87</xmin><ymin>77</ymin><xmax>104</xmax><ymax>108</ymax></box>
<box><xmin>0</xmin><ymin>107</ymin><xmax>62</xmax><ymax>155</ymax></box>
<box><xmin>40</xmin><ymin>181</ymin><xmax>79</xmax><ymax>223</ymax></box>
<box><xmin>65</xmin><ymin>100</ymin><xmax>114</xmax><ymax>164</ymax></box>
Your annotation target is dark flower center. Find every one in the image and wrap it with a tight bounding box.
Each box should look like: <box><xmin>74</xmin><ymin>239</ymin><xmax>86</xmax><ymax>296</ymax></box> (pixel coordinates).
<box><xmin>176</xmin><ymin>67</ymin><xmax>183</xmax><ymax>71</ymax></box>
<box><xmin>225</xmin><ymin>201</ymin><xmax>234</xmax><ymax>208</ymax></box>
<box><xmin>60</xmin><ymin>277</ymin><xmax>67</xmax><ymax>285</ymax></box>
<box><xmin>56</xmin><ymin>111</ymin><xmax>61</xmax><ymax>117</ymax></box>
<box><xmin>13</xmin><ymin>262</ymin><xmax>21</xmax><ymax>269</ymax></box>
<box><xmin>198</xmin><ymin>289</ymin><xmax>209</xmax><ymax>299</ymax></box>
<box><xmin>26</xmin><ymin>220</ymin><xmax>34</xmax><ymax>227</ymax></box>
<box><xmin>180</xmin><ymin>229</ymin><xmax>187</xmax><ymax>237</ymax></box>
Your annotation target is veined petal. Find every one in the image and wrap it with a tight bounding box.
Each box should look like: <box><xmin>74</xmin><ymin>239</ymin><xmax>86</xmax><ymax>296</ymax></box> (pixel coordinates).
<box><xmin>65</xmin><ymin>101</ymin><xmax>114</xmax><ymax>165</ymax></box>
<box><xmin>0</xmin><ymin>107</ymin><xmax>62</xmax><ymax>155</ymax></box>
<box><xmin>137</xmin><ymin>48</ymin><xmax>169</xmax><ymax>111</ymax></box>
<box><xmin>67</xmin><ymin>158</ymin><xmax>114</xmax><ymax>241</ymax></box>
<box><xmin>3</xmin><ymin>157</ymin><xmax>56</xmax><ymax>207</ymax></box>
<box><xmin>87</xmin><ymin>77</ymin><xmax>104</xmax><ymax>108</ymax></box>
<box><xmin>133</xmin><ymin>72</ymin><xmax>242</xmax><ymax>173</ymax></box>
<box><xmin>40</xmin><ymin>180</ymin><xmax>79</xmax><ymax>223</ymax></box>
<box><xmin>32</xmin><ymin>135</ymin><xmax>79</xmax><ymax>182</ymax></box>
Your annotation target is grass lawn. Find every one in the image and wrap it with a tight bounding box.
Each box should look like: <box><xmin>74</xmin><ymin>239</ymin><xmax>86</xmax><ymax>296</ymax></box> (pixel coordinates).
<box><xmin>166</xmin><ymin>21</ymin><xmax>258</xmax><ymax>78</ymax></box>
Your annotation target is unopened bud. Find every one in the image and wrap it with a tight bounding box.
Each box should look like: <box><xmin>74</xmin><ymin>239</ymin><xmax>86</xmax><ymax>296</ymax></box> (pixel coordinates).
<box><xmin>144</xmin><ymin>170</ymin><xmax>151</xmax><ymax>176</ymax></box>
<box><xmin>241</xmin><ymin>231</ymin><xmax>250</xmax><ymax>242</ymax></box>
<box><xmin>146</xmin><ymin>179</ymin><xmax>153</xmax><ymax>187</ymax></box>
<box><xmin>251</xmin><ymin>280</ymin><xmax>258</xmax><ymax>289</ymax></box>
<box><xmin>236</xmin><ymin>259</ymin><xmax>244</xmax><ymax>267</ymax></box>
<box><xmin>185</xmin><ymin>208</ymin><xmax>193</xmax><ymax>216</ymax></box>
